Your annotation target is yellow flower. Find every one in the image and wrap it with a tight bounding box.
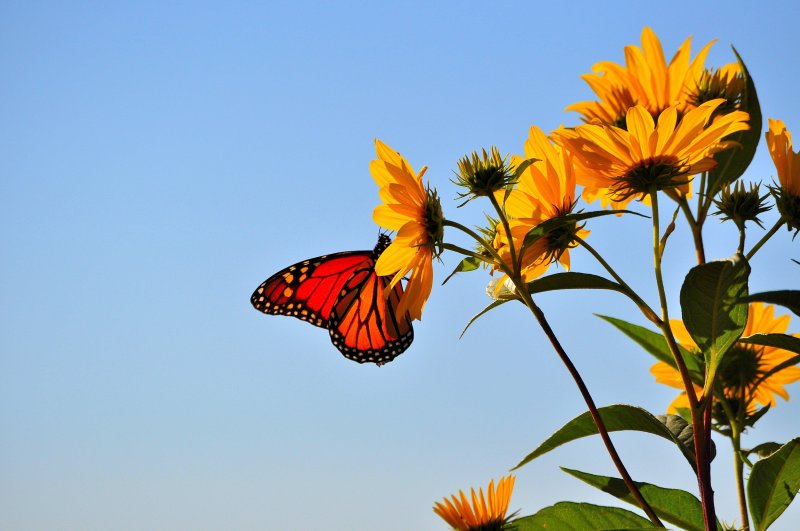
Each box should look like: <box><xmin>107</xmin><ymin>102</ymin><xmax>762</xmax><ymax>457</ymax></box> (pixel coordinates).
<box><xmin>492</xmin><ymin>126</ymin><xmax>588</xmax><ymax>286</ymax></box>
<box><xmin>767</xmin><ymin>119</ymin><xmax>800</xmax><ymax>234</ymax></box>
<box><xmin>371</xmin><ymin>139</ymin><xmax>442</xmax><ymax>321</ymax></box>
<box><xmin>567</xmin><ymin>26</ymin><xmax>715</xmax><ymax>127</ymax></box>
<box><xmin>652</xmin><ymin>303</ymin><xmax>800</xmax><ymax>415</ymax></box>
<box><xmin>766</xmin><ymin>119</ymin><xmax>800</xmax><ymax>197</ymax></box>
<box><xmin>688</xmin><ymin>63</ymin><xmax>745</xmax><ymax>116</ymax></box>
<box><xmin>433</xmin><ymin>475</ymin><xmax>515</xmax><ymax>531</ymax></box>
<box><xmin>553</xmin><ymin>100</ymin><xmax>749</xmax><ymax>210</ymax></box>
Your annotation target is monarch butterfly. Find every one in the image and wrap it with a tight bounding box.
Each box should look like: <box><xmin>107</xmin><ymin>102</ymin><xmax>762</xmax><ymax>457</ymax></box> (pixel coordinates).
<box><xmin>250</xmin><ymin>234</ymin><xmax>413</xmax><ymax>365</ymax></box>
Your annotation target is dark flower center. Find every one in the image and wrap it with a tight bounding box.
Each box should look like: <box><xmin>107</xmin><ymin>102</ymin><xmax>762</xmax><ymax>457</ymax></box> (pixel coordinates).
<box><xmin>614</xmin><ymin>156</ymin><xmax>690</xmax><ymax>200</ymax></box>
<box><xmin>718</xmin><ymin>344</ymin><xmax>762</xmax><ymax>396</ymax></box>
<box><xmin>544</xmin><ymin>203</ymin><xmax>581</xmax><ymax>261</ymax></box>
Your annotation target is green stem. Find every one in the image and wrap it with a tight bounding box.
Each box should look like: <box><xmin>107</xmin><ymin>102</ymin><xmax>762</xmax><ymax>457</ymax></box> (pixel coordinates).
<box><xmin>678</xmin><ymin>197</ymin><xmax>706</xmax><ymax>265</ymax></box>
<box><xmin>651</xmin><ymin>192</ymin><xmax>699</xmax><ymax>407</ymax></box>
<box><xmin>733</xmin><ymin>430</ymin><xmax>750</xmax><ymax>531</ymax></box>
<box><xmin>488</xmin><ymin>193</ymin><xmax>518</xmax><ymax>275</ymax></box>
<box><xmin>441</xmin><ymin>219</ymin><xmax>515</xmax><ymax>281</ymax></box>
<box><xmin>575</xmin><ymin>236</ymin><xmax>662</xmax><ymax>326</ymax></box>
<box><xmin>697</xmin><ymin>171</ymin><xmax>707</xmax><ymax>216</ymax></box>
<box><xmin>738</xmin><ymin>226</ymin><xmax>746</xmax><ymax>255</ymax></box>
<box><xmin>516</xmin><ymin>286</ymin><xmax>664</xmax><ymax>528</ymax></box>
<box><xmin>652</xmin><ymin>190</ymin><xmax>716</xmax><ymax>530</ymax></box>
<box><xmin>440</xmin><ymin>243</ymin><xmax>492</xmax><ymax>264</ymax></box>
<box><xmin>745</xmin><ymin>218</ymin><xmax>783</xmax><ymax>260</ymax></box>
<box><xmin>718</xmin><ymin>396</ymin><xmax>750</xmax><ymax>531</ymax></box>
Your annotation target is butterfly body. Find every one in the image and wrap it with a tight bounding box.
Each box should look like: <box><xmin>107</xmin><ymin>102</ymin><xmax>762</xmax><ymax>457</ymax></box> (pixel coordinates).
<box><xmin>251</xmin><ymin>235</ymin><xmax>413</xmax><ymax>365</ymax></box>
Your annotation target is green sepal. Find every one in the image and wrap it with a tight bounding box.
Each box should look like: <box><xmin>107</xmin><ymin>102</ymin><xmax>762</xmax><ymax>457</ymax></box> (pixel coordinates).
<box><xmin>442</xmin><ymin>256</ymin><xmax>481</xmax><ymax>285</ymax></box>
<box><xmin>747</xmin><ymin>438</ymin><xmax>800</xmax><ymax>531</ymax></box>
<box><xmin>744</xmin><ymin>290</ymin><xmax>800</xmax><ymax>317</ymax></box>
<box><xmin>561</xmin><ymin>467</ymin><xmax>721</xmax><ymax>531</ymax></box>
<box><xmin>513</xmin><ymin>404</ymin><xmax>710</xmax><ymax>473</ymax></box>
<box><xmin>509</xmin><ymin>502</ymin><xmax>654</xmax><ymax>530</ymax></box>
<box><xmin>679</xmin><ymin>255</ymin><xmax>750</xmax><ymax>393</ymax></box>
<box><xmin>598</xmin><ymin>315</ymin><xmax>704</xmax><ymax>384</ymax></box>
<box><xmin>704</xmin><ymin>47</ymin><xmax>762</xmax><ymax>204</ymax></box>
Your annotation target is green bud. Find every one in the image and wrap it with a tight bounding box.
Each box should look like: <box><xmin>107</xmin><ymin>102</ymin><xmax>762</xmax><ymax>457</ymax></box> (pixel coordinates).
<box><xmin>713</xmin><ymin>181</ymin><xmax>771</xmax><ymax>230</ymax></box>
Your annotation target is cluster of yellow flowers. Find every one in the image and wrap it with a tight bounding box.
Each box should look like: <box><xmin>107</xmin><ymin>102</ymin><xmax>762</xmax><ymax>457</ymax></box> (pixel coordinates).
<box><xmin>364</xmin><ymin>27</ymin><xmax>800</xmax><ymax>529</ymax></box>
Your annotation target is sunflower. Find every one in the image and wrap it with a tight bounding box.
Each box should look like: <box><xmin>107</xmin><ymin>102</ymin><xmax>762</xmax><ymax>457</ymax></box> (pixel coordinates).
<box><xmin>766</xmin><ymin>119</ymin><xmax>800</xmax><ymax>234</ymax></box>
<box><xmin>433</xmin><ymin>475</ymin><xmax>515</xmax><ymax>531</ymax></box>
<box><xmin>767</xmin><ymin>119</ymin><xmax>800</xmax><ymax>196</ymax></box>
<box><xmin>371</xmin><ymin>139</ymin><xmax>442</xmax><ymax>321</ymax></box>
<box><xmin>492</xmin><ymin>125</ymin><xmax>588</xmax><ymax>286</ymax></box>
<box><xmin>567</xmin><ymin>26</ymin><xmax>715</xmax><ymax>127</ymax></box>
<box><xmin>553</xmin><ymin>100</ymin><xmax>749</xmax><ymax>210</ymax></box>
<box><xmin>687</xmin><ymin>63</ymin><xmax>744</xmax><ymax>117</ymax></box>
<box><xmin>651</xmin><ymin>303</ymin><xmax>800</xmax><ymax>415</ymax></box>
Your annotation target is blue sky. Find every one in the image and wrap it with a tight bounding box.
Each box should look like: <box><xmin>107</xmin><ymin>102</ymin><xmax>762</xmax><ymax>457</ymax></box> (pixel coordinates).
<box><xmin>2</xmin><ymin>1</ymin><xmax>800</xmax><ymax>529</ymax></box>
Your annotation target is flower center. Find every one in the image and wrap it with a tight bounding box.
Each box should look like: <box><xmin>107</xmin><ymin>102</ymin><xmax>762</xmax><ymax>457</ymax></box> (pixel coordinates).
<box><xmin>615</xmin><ymin>156</ymin><xmax>690</xmax><ymax>199</ymax></box>
<box><xmin>423</xmin><ymin>187</ymin><xmax>445</xmax><ymax>253</ymax></box>
<box><xmin>544</xmin><ymin>203</ymin><xmax>581</xmax><ymax>260</ymax></box>
<box><xmin>689</xmin><ymin>69</ymin><xmax>743</xmax><ymax>117</ymax></box>
<box><xmin>718</xmin><ymin>344</ymin><xmax>762</xmax><ymax>394</ymax></box>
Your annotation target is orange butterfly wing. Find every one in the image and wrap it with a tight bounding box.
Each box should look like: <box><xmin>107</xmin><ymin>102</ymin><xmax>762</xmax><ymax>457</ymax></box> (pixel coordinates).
<box><xmin>328</xmin><ymin>261</ymin><xmax>413</xmax><ymax>365</ymax></box>
<box><xmin>251</xmin><ymin>235</ymin><xmax>414</xmax><ymax>364</ymax></box>
<box><xmin>250</xmin><ymin>251</ymin><xmax>373</xmax><ymax>328</ymax></box>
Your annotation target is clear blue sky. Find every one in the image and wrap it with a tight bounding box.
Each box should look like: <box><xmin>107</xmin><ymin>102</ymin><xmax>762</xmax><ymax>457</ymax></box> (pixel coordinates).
<box><xmin>2</xmin><ymin>1</ymin><xmax>799</xmax><ymax>529</ymax></box>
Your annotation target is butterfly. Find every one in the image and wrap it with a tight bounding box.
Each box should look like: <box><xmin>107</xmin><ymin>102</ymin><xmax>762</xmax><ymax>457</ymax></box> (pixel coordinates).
<box><xmin>250</xmin><ymin>234</ymin><xmax>413</xmax><ymax>365</ymax></box>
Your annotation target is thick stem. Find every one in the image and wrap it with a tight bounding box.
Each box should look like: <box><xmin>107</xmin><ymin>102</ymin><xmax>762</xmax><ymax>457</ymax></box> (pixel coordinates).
<box><xmin>698</xmin><ymin>396</ymin><xmax>717</xmax><ymax>531</ymax></box>
<box><xmin>738</xmin><ymin>226</ymin><xmax>746</xmax><ymax>255</ymax></box>
<box><xmin>652</xmin><ymin>193</ymin><xmax>699</xmax><ymax>407</ymax></box>
<box><xmin>518</xmin><ymin>291</ymin><xmax>664</xmax><ymax>527</ymax></box>
<box><xmin>678</xmin><ymin>198</ymin><xmax>706</xmax><ymax>265</ymax></box>
<box><xmin>653</xmin><ymin>191</ymin><xmax>715</xmax><ymax>529</ymax></box>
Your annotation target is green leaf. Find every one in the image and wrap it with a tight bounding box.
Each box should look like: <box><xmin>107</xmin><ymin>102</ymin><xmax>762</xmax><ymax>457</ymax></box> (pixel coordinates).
<box><xmin>744</xmin><ymin>291</ymin><xmax>800</xmax><ymax>317</ymax></box>
<box><xmin>679</xmin><ymin>255</ymin><xmax>750</xmax><ymax>390</ymax></box>
<box><xmin>748</xmin><ymin>442</ymin><xmax>783</xmax><ymax>459</ymax></box>
<box><xmin>510</xmin><ymin>502</ymin><xmax>654</xmax><ymax>530</ymax></box>
<box><xmin>442</xmin><ymin>256</ymin><xmax>481</xmax><ymax>285</ymax></box>
<box><xmin>598</xmin><ymin>315</ymin><xmax>704</xmax><ymax>382</ymax></box>
<box><xmin>748</xmin><ymin>438</ymin><xmax>800</xmax><ymax>530</ymax></box>
<box><xmin>704</xmin><ymin>48</ymin><xmax>762</xmax><ymax>201</ymax></box>
<box><xmin>460</xmin><ymin>299</ymin><xmax>510</xmax><ymax>338</ymax></box>
<box><xmin>513</xmin><ymin>405</ymin><xmax>709</xmax><ymax>472</ymax></box>
<box><xmin>519</xmin><ymin>210</ymin><xmax>646</xmax><ymax>257</ymax></box>
<box><xmin>561</xmin><ymin>468</ymin><xmax>719</xmax><ymax>531</ymax></box>
<box><xmin>739</xmin><ymin>334</ymin><xmax>800</xmax><ymax>355</ymax></box>
<box><xmin>526</xmin><ymin>272</ymin><xmax>625</xmax><ymax>295</ymax></box>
